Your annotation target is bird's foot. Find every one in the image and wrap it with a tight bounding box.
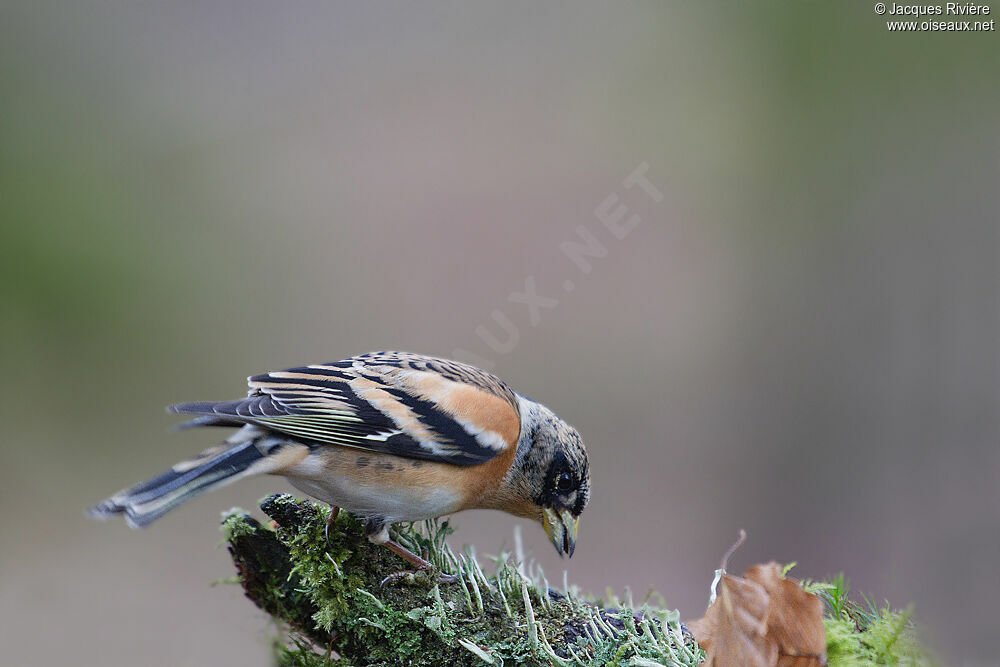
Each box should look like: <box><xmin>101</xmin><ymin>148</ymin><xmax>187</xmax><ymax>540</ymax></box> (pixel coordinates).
<box><xmin>376</xmin><ymin>537</ymin><xmax>458</xmax><ymax>587</ymax></box>
<box><xmin>379</xmin><ymin>569</ymin><xmax>459</xmax><ymax>588</ymax></box>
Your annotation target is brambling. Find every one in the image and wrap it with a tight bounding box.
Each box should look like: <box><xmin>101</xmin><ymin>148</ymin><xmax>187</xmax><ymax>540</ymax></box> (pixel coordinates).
<box><xmin>89</xmin><ymin>351</ymin><xmax>590</xmax><ymax>577</ymax></box>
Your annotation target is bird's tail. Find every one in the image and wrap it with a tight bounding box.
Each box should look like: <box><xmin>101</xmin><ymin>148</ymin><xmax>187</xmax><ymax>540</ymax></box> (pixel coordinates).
<box><xmin>87</xmin><ymin>433</ymin><xmax>276</xmax><ymax>528</ymax></box>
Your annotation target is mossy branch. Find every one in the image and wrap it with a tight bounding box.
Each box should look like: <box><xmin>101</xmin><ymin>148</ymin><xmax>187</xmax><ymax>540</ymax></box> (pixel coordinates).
<box><xmin>224</xmin><ymin>496</ymin><xmax>928</xmax><ymax>666</ymax></box>
<box><xmin>223</xmin><ymin>494</ymin><xmax>702</xmax><ymax>666</ymax></box>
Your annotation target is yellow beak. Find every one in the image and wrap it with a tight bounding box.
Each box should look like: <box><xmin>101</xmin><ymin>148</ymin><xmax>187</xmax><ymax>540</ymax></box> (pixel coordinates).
<box><xmin>542</xmin><ymin>507</ymin><xmax>579</xmax><ymax>558</ymax></box>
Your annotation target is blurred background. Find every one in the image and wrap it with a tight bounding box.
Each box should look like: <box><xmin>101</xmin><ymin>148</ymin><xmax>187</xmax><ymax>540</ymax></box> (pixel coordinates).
<box><xmin>2</xmin><ymin>2</ymin><xmax>997</xmax><ymax>664</ymax></box>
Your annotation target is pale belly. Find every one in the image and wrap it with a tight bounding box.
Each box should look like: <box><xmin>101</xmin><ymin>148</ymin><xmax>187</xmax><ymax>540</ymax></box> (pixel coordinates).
<box><xmin>280</xmin><ymin>450</ymin><xmax>465</xmax><ymax>523</ymax></box>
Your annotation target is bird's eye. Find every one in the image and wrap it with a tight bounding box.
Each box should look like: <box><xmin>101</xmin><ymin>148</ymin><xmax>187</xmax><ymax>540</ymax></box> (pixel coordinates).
<box><xmin>555</xmin><ymin>472</ymin><xmax>575</xmax><ymax>492</ymax></box>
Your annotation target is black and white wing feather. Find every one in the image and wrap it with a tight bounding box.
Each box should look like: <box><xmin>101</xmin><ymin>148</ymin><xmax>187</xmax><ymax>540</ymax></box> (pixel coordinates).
<box><xmin>169</xmin><ymin>352</ymin><xmax>522</xmax><ymax>466</ymax></box>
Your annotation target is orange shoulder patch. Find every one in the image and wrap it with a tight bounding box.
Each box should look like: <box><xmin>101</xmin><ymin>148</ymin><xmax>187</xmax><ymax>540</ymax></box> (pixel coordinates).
<box><xmin>402</xmin><ymin>371</ymin><xmax>521</xmax><ymax>451</ymax></box>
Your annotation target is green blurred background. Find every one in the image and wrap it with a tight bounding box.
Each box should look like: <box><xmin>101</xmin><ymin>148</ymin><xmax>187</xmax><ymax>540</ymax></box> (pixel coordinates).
<box><xmin>2</xmin><ymin>3</ymin><xmax>997</xmax><ymax>664</ymax></box>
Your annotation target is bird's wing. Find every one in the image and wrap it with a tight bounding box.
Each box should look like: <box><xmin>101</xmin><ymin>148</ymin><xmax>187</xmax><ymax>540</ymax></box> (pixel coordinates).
<box><xmin>169</xmin><ymin>352</ymin><xmax>522</xmax><ymax>466</ymax></box>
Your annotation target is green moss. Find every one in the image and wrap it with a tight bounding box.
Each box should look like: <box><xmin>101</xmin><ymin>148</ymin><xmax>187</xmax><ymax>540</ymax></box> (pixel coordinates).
<box><xmin>224</xmin><ymin>496</ymin><xmax>929</xmax><ymax>666</ymax></box>
<box><xmin>808</xmin><ymin>573</ymin><xmax>930</xmax><ymax>666</ymax></box>
<box><xmin>223</xmin><ymin>495</ymin><xmax>700</xmax><ymax>666</ymax></box>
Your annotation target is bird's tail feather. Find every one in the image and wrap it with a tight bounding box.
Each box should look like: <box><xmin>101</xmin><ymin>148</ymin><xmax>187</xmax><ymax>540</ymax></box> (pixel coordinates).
<box><xmin>87</xmin><ymin>439</ymin><xmax>271</xmax><ymax>528</ymax></box>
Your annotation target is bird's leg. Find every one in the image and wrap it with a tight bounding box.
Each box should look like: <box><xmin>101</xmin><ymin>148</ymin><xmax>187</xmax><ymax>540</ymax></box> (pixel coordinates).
<box><xmin>324</xmin><ymin>506</ymin><xmax>340</xmax><ymax>548</ymax></box>
<box><xmin>382</xmin><ymin>538</ymin><xmax>435</xmax><ymax>570</ymax></box>
<box><xmin>378</xmin><ymin>539</ymin><xmax>459</xmax><ymax>587</ymax></box>
<box><xmin>366</xmin><ymin>519</ymin><xmax>457</xmax><ymax>587</ymax></box>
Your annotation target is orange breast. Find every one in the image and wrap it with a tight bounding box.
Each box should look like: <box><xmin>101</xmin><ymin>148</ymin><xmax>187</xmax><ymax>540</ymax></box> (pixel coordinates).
<box><xmin>276</xmin><ymin>442</ymin><xmax>525</xmax><ymax>521</ymax></box>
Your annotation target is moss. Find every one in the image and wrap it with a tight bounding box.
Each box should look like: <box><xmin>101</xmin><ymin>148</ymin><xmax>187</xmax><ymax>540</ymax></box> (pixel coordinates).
<box><xmin>808</xmin><ymin>573</ymin><xmax>930</xmax><ymax>666</ymax></box>
<box><xmin>224</xmin><ymin>496</ymin><xmax>930</xmax><ymax>666</ymax></box>
<box><xmin>224</xmin><ymin>494</ymin><xmax>700</xmax><ymax>666</ymax></box>
<box><xmin>225</xmin><ymin>509</ymin><xmax>329</xmax><ymax>646</ymax></box>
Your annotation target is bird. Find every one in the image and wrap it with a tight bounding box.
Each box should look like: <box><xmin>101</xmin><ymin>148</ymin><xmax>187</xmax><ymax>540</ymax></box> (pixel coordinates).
<box><xmin>88</xmin><ymin>351</ymin><xmax>591</xmax><ymax>580</ymax></box>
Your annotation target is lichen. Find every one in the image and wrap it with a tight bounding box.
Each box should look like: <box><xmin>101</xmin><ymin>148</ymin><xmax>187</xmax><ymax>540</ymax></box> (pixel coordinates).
<box><xmin>225</xmin><ymin>496</ymin><xmax>929</xmax><ymax>666</ymax></box>
<box><xmin>223</xmin><ymin>494</ymin><xmax>701</xmax><ymax>666</ymax></box>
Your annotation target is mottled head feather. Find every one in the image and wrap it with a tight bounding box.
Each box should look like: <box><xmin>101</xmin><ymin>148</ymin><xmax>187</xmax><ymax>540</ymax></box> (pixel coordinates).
<box><xmin>508</xmin><ymin>395</ymin><xmax>590</xmax><ymax>518</ymax></box>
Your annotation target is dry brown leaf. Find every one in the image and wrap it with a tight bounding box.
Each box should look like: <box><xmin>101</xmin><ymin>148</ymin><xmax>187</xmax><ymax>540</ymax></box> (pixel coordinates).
<box><xmin>689</xmin><ymin>532</ymin><xmax>827</xmax><ymax>667</ymax></box>
<box><xmin>746</xmin><ymin>562</ymin><xmax>826</xmax><ymax>667</ymax></box>
<box><xmin>689</xmin><ymin>571</ymin><xmax>777</xmax><ymax>666</ymax></box>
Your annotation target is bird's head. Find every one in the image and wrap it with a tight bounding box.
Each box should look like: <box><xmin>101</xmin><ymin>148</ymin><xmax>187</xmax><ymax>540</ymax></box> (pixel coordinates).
<box><xmin>507</xmin><ymin>396</ymin><xmax>590</xmax><ymax>558</ymax></box>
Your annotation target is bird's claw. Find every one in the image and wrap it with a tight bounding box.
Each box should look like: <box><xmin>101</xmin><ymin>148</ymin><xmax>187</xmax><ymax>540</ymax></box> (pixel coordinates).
<box><xmin>437</xmin><ymin>571</ymin><xmax>459</xmax><ymax>584</ymax></box>
<box><xmin>379</xmin><ymin>569</ymin><xmax>459</xmax><ymax>588</ymax></box>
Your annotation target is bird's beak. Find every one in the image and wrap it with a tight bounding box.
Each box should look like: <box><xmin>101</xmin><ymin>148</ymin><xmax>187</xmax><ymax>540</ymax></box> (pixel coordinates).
<box><xmin>542</xmin><ymin>507</ymin><xmax>579</xmax><ymax>558</ymax></box>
